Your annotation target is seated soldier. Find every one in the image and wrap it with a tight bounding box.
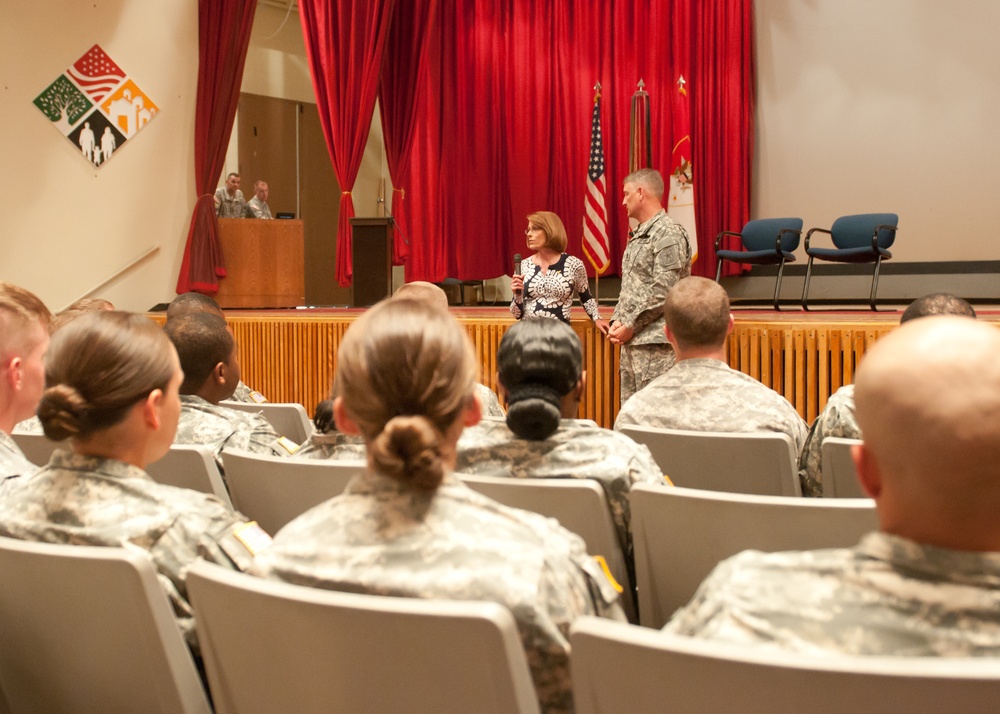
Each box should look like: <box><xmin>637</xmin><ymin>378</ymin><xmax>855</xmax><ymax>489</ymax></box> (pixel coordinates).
<box><xmin>164</xmin><ymin>313</ymin><xmax>293</xmax><ymax>466</ymax></box>
<box><xmin>614</xmin><ymin>277</ymin><xmax>808</xmax><ymax>453</ymax></box>
<box><xmin>664</xmin><ymin>315</ymin><xmax>1000</xmax><ymax>657</ymax></box>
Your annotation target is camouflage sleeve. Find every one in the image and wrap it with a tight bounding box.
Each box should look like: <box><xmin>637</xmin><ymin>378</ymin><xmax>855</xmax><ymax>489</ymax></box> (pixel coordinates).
<box><xmin>614</xmin><ymin>225</ymin><xmax>689</xmax><ymax>333</ymax></box>
<box><xmin>797</xmin><ymin>391</ymin><xmax>860</xmax><ymax>498</ymax></box>
<box><xmin>245</xmin><ymin>413</ymin><xmax>291</xmax><ymax>457</ymax></box>
<box><xmin>661</xmin><ymin>555</ymin><xmax>742</xmax><ymax>637</ymax></box>
<box><xmin>475</xmin><ymin>383</ymin><xmax>506</xmax><ymax>418</ymax></box>
<box><xmin>628</xmin><ymin>443</ymin><xmax>667</xmax><ymax>486</ymax></box>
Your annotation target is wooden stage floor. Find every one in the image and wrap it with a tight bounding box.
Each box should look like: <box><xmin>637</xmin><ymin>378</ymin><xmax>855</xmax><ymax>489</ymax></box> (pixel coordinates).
<box><xmin>166</xmin><ymin>306</ymin><xmax>998</xmax><ymax>431</ymax></box>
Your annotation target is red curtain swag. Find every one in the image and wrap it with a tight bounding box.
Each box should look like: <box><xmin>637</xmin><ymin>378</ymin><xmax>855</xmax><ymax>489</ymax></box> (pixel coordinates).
<box><xmin>176</xmin><ymin>0</ymin><xmax>257</xmax><ymax>295</ymax></box>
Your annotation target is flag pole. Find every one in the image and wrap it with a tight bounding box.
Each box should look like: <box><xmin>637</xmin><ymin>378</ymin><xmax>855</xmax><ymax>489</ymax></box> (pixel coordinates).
<box><xmin>593</xmin><ymin>81</ymin><xmax>601</xmax><ymax>308</ymax></box>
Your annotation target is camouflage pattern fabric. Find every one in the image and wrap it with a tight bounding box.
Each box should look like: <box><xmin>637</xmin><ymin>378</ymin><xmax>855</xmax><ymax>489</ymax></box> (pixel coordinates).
<box><xmin>294</xmin><ymin>431</ymin><xmax>367</xmax><ymax>461</ymax></box>
<box><xmin>798</xmin><ymin>384</ymin><xmax>859</xmax><ymax>497</ymax></box>
<box><xmin>245</xmin><ymin>196</ymin><xmax>272</xmax><ymax>219</ymax></box>
<box><xmin>611</xmin><ymin>210</ymin><xmax>690</xmax><ymax>404</ymax></box>
<box><xmin>13</xmin><ymin>416</ymin><xmax>42</xmax><ymax>434</ymax></box>
<box><xmin>250</xmin><ymin>470</ymin><xmax>626</xmax><ymax>713</ymax></box>
<box><xmin>0</xmin><ymin>450</ymin><xmax>261</xmax><ymax>654</ymax></box>
<box><xmin>455</xmin><ymin>418</ymin><xmax>666</xmax><ymax>559</ymax></box>
<box><xmin>475</xmin><ymin>382</ymin><xmax>505</xmax><ymax>418</ymax></box>
<box><xmin>618</xmin><ymin>343</ymin><xmax>676</xmax><ymax>405</ymax></box>
<box><xmin>510</xmin><ymin>254</ymin><xmax>603</xmax><ymax>324</ymax></box>
<box><xmin>664</xmin><ymin>532</ymin><xmax>1000</xmax><ymax>657</ymax></box>
<box><xmin>0</xmin><ymin>430</ymin><xmax>34</xmax><ymax>480</ymax></box>
<box><xmin>214</xmin><ymin>187</ymin><xmax>246</xmax><ymax>218</ymax></box>
<box><xmin>175</xmin><ymin>394</ymin><xmax>287</xmax><ymax>467</ymax></box>
<box><xmin>230</xmin><ymin>380</ymin><xmax>268</xmax><ymax>404</ymax></box>
<box><xmin>614</xmin><ymin>358</ymin><xmax>809</xmax><ymax>454</ymax></box>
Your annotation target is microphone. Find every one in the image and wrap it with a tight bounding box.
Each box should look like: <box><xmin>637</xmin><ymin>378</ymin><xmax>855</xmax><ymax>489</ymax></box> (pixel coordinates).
<box><xmin>513</xmin><ymin>253</ymin><xmax>522</xmax><ymax>296</ymax></box>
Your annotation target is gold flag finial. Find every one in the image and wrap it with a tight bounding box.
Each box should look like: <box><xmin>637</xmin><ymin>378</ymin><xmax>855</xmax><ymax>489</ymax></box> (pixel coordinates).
<box><xmin>637</xmin><ymin>78</ymin><xmax>646</xmax><ymax>91</ymax></box>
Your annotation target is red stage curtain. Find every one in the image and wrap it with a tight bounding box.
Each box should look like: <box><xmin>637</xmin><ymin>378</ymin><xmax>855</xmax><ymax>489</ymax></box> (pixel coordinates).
<box><xmin>299</xmin><ymin>0</ymin><xmax>395</xmax><ymax>287</ymax></box>
<box><xmin>378</xmin><ymin>0</ymin><xmax>439</xmax><ymax>265</ymax></box>
<box><xmin>176</xmin><ymin>0</ymin><xmax>257</xmax><ymax>295</ymax></box>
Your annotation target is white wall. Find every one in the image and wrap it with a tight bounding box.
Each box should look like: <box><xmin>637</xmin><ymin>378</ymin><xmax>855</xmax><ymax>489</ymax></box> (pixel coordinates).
<box><xmin>2</xmin><ymin>0</ymin><xmax>198</xmax><ymax>311</ymax></box>
<box><xmin>754</xmin><ymin>0</ymin><xmax>1000</xmax><ymax>262</ymax></box>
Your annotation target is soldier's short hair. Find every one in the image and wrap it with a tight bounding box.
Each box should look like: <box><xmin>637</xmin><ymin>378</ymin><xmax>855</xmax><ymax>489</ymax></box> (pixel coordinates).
<box><xmin>38</xmin><ymin>311</ymin><xmax>175</xmax><ymax>441</ymax></box>
<box><xmin>497</xmin><ymin>319</ymin><xmax>582</xmax><ymax>441</ymax></box>
<box><xmin>623</xmin><ymin>168</ymin><xmax>665</xmax><ymax>200</ymax></box>
<box><xmin>0</xmin><ymin>282</ymin><xmax>51</xmax><ymax>359</ymax></box>
<box><xmin>163</xmin><ymin>312</ymin><xmax>234</xmax><ymax>394</ymax></box>
<box><xmin>526</xmin><ymin>211</ymin><xmax>569</xmax><ymax>253</ymax></box>
<box><xmin>663</xmin><ymin>277</ymin><xmax>730</xmax><ymax>349</ymax></box>
<box><xmin>166</xmin><ymin>292</ymin><xmax>224</xmax><ymax>321</ymax></box>
<box><xmin>65</xmin><ymin>297</ymin><xmax>114</xmax><ymax>312</ymax></box>
<box><xmin>392</xmin><ymin>281</ymin><xmax>449</xmax><ymax>311</ymax></box>
<box><xmin>901</xmin><ymin>293</ymin><xmax>976</xmax><ymax>323</ymax></box>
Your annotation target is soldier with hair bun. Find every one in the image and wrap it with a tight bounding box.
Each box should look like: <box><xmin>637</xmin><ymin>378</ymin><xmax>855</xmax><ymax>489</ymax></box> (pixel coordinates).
<box><xmin>250</xmin><ymin>299</ymin><xmax>625</xmax><ymax>714</ymax></box>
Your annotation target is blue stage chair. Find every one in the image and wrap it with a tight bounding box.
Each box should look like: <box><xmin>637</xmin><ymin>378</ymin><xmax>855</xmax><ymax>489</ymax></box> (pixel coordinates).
<box><xmin>715</xmin><ymin>218</ymin><xmax>802</xmax><ymax>310</ymax></box>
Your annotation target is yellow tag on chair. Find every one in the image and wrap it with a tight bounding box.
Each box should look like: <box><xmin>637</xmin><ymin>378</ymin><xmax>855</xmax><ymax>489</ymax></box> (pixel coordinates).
<box><xmin>592</xmin><ymin>555</ymin><xmax>623</xmax><ymax>593</ymax></box>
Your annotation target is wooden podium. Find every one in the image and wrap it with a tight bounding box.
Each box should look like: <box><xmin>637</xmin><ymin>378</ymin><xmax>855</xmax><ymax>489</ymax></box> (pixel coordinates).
<box><xmin>350</xmin><ymin>217</ymin><xmax>393</xmax><ymax>307</ymax></box>
<box><xmin>215</xmin><ymin>218</ymin><xmax>305</xmax><ymax>308</ymax></box>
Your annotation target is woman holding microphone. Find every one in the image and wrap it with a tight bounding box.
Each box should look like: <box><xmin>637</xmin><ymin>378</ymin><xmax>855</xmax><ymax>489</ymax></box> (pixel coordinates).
<box><xmin>510</xmin><ymin>211</ymin><xmax>609</xmax><ymax>333</ymax></box>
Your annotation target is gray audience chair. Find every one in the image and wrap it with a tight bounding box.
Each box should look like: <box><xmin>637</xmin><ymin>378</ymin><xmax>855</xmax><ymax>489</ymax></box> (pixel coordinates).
<box><xmin>147</xmin><ymin>444</ymin><xmax>232</xmax><ymax>509</ymax></box>
<box><xmin>221</xmin><ymin>449</ymin><xmax>363</xmax><ymax>534</ymax></box>
<box><xmin>9</xmin><ymin>431</ymin><xmax>65</xmax><ymax>467</ymax></box>
<box><xmin>571</xmin><ymin>616</ymin><xmax>1000</xmax><ymax>714</ymax></box>
<box><xmin>821</xmin><ymin>437</ymin><xmax>866</xmax><ymax>498</ymax></box>
<box><xmin>457</xmin><ymin>473</ymin><xmax>637</xmax><ymax>624</ymax></box>
<box><xmin>620</xmin><ymin>425</ymin><xmax>801</xmax><ymax>496</ymax></box>
<box><xmin>630</xmin><ymin>483</ymin><xmax>877</xmax><ymax>628</ymax></box>
<box><xmin>187</xmin><ymin>560</ymin><xmax>541</xmax><ymax>714</ymax></box>
<box><xmin>0</xmin><ymin>537</ymin><xmax>212</xmax><ymax>714</ymax></box>
<box><xmin>220</xmin><ymin>400</ymin><xmax>314</xmax><ymax>443</ymax></box>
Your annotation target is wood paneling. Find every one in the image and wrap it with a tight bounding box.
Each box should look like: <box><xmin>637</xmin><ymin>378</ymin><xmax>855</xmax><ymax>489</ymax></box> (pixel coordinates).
<box><xmin>215</xmin><ymin>219</ymin><xmax>304</xmax><ymax>308</ymax></box>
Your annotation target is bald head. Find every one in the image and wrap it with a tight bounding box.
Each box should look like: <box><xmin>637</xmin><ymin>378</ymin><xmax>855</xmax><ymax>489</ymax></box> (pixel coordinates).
<box><xmin>392</xmin><ymin>281</ymin><xmax>449</xmax><ymax>311</ymax></box>
<box><xmin>854</xmin><ymin>316</ymin><xmax>1000</xmax><ymax>550</ymax></box>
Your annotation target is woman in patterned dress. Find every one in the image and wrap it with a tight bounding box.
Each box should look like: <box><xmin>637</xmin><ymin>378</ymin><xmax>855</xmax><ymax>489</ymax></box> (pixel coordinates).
<box><xmin>510</xmin><ymin>211</ymin><xmax>610</xmax><ymax>333</ymax></box>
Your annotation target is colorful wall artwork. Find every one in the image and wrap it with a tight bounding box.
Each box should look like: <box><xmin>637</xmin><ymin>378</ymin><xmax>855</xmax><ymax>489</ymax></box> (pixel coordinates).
<box><xmin>33</xmin><ymin>44</ymin><xmax>159</xmax><ymax>168</ymax></box>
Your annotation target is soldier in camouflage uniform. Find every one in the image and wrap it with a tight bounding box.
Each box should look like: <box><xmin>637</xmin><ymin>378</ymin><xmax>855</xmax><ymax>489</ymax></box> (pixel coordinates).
<box><xmin>166</xmin><ymin>292</ymin><xmax>268</xmax><ymax>404</ymax></box>
<box><xmin>797</xmin><ymin>293</ymin><xmax>976</xmax><ymax>497</ymax></box>
<box><xmin>615</xmin><ymin>278</ymin><xmax>808</xmax><ymax>453</ymax></box>
<box><xmin>250</xmin><ymin>299</ymin><xmax>625</xmax><ymax>713</ymax></box>
<box><xmin>0</xmin><ymin>311</ymin><xmax>270</xmax><ymax>655</ymax></box>
<box><xmin>665</xmin><ymin>316</ymin><xmax>1000</xmax><ymax>657</ymax></box>
<box><xmin>609</xmin><ymin>169</ymin><xmax>691</xmax><ymax>405</ymax></box>
<box><xmin>456</xmin><ymin>319</ymin><xmax>666</xmax><ymax>562</ymax></box>
<box><xmin>0</xmin><ymin>282</ymin><xmax>51</xmax><ymax>482</ymax></box>
<box><xmin>214</xmin><ymin>172</ymin><xmax>246</xmax><ymax>218</ymax></box>
<box><xmin>165</xmin><ymin>313</ymin><xmax>290</xmax><ymax>466</ymax></box>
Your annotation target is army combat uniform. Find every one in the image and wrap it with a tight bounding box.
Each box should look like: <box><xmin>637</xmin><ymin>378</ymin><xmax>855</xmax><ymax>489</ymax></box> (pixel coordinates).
<box><xmin>293</xmin><ymin>431</ymin><xmax>367</xmax><ymax>461</ymax></box>
<box><xmin>0</xmin><ymin>450</ymin><xmax>269</xmax><ymax>653</ymax></box>
<box><xmin>250</xmin><ymin>470</ymin><xmax>626</xmax><ymax>714</ymax></box>
<box><xmin>665</xmin><ymin>532</ymin><xmax>1000</xmax><ymax>657</ymax></box>
<box><xmin>797</xmin><ymin>384</ymin><xmax>859</xmax><ymax>497</ymax></box>
<box><xmin>175</xmin><ymin>394</ymin><xmax>289</xmax><ymax>467</ymax></box>
<box><xmin>230</xmin><ymin>380</ymin><xmax>268</xmax><ymax>404</ymax></box>
<box><xmin>0</xmin><ymin>430</ymin><xmax>34</xmax><ymax>481</ymax></box>
<box><xmin>611</xmin><ymin>210</ymin><xmax>691</xmax><ymax>405</ymax></box>
<box><xmin>614</xmin><ymin>358</ymin><xmax>808</xmax><ymax>455</ymax></box>
<box><xmin>475</xmin><ymin>382</ymin><xmax>505</xmax><ymax>418</ymax></box>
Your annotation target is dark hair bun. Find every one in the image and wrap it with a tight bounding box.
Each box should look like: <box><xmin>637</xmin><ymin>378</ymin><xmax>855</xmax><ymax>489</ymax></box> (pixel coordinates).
<box><xmin>505</xmin><ymin>383</ymin><xmax>562</xmax><ymax>440</ymax></box>
<box><xmin>37</xmin><ymin>384</ymin><xmax>89</xmax><ymax>441</ymax></box>
<box><xmin>369</xmin><ymin>415</ymin><xmax>445</xmax><ymax>490</ymax></box>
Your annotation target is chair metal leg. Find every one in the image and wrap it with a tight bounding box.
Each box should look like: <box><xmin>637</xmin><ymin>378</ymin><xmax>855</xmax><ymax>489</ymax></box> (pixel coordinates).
<box><xmin>715</xmin><ymin>258</ymin><xmax>723</xmax><ymax>283</ymax></box>
<box><xmin>800</xmin><ymin>256</ymin><xmax>815</xmax><ymax>311</ymax></box>
<box><xmin>869</xmin><ymin>256</ymin><xmax>883</xmax><ymax>311</ymax></box>
<box><xmin>773</xmin><ymin>259</ymin><xmax>786</xmax><ymax>311</ymax></box>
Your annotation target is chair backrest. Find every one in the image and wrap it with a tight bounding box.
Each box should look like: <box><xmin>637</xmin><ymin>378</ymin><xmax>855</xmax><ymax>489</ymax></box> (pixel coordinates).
<box><xmin>830</xmin><ymin>213</ymin><xmax>898</xmax><ymax>250</ymax></box>
<box><xmin>821</xmin><ymin>437</ymin><xmax>866</xmax><ymax>498</ymax></box>
<box><xmin>221</xmin><ymin>449</ymin><xmax>363</xmax><ymax>534</ymax></box>
<box><xmin>570</xmin><ymin>617</ymin><xmax>1000</xmax><ymax>714</ymax></box>
<box><xmin>619</xmin><ymin>425</ymin><xmax>801</xmax><ymax>496</ymax></box>
<box><xmin>630</xmin><ymin>483</ymin><xmax>877</xmax><ymax>628</ymax></box>
<box><xmin>220</xmin><ymin>401</ymin><xmax>314</xmax><ymax>443</ymax></box>
<box><xmin>457</xmin><ymin>473</ymin><xmax>636</xmax><ymax>623</ymax></box>
<box><xmin>147</xmin><ymin>444</ymin><xmax>233</xmax><ymax>509</ymax></box>
<box><xmin>0</xmin><ymin>537</ymin><xmax>211</xmax><ymax>714</ymax></box>
<box><xmin>187</xmin><ymin>561</ymin><xmax>541</xmax><ymax>714</ymax></box>
<box><xmin>10</xmin><ymin>431</ymin><xmax>66</xmax><ymax>467</ymax></box>
<box><xmin>741</xmin><ymin>217</ymin><xmax>802</xmax><ymax>253</ymax></box>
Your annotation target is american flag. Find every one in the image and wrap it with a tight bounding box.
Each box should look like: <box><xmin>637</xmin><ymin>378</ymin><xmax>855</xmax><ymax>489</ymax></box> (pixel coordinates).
<box><xmin>68</xmin><ymin>45</ymin><xmax>126</xmax><ymax>103</ymax></box>
<box><xmin>583</xmin><ymin>89</ymin><xmax>611</xmax><ymax>274</ymax></box>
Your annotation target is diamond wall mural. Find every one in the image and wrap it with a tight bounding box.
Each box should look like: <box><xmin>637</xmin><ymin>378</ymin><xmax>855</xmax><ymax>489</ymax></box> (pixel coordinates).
<box><xmin>33</xmin><ymin>44</ymin><xmax>158</xmax><ymax>168</ymax></box>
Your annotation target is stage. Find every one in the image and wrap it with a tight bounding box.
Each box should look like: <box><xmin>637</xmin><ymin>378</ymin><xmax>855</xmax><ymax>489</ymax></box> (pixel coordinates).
<box><xmin>151</xmin><ymin>306</ymin><xmax>997</xmax><ymax>430</ymax></box>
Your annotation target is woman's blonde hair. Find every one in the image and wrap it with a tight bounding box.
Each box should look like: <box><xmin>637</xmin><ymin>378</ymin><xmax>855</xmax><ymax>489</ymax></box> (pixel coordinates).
<box><xmin>527</xmin><ymin>211</ymin><xmax>568</xmax><ymax>253</ymax></box>
<box><xmin>336</xmin><ymin>299</ymin><xmax>476</xmax><ymax>490</ymax></box>
<box><xmin>38</xmin><ymin>311</ymin><xmax>176</xmax><ymax>441</ymax></box>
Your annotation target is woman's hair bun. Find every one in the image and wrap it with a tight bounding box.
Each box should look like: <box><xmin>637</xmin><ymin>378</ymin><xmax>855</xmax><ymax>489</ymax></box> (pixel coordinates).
<box><xmin>37</xmin><ymin>384</ymin><xmax>89</xmax><ymax>441</ymax></box>
<box><xmin>505</xmin><ymin>384</ymin><xmax>562</xmax><ymax>440</ymax></box>
<box><xmin>369</xmin><ymin>415</ymin><xmax>445</xmax><ymax>491</ymax></box>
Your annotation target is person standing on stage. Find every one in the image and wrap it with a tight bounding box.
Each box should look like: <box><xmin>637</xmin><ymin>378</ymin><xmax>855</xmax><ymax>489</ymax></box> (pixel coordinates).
<box><xmin>510</xmin><ymin>211</ymin><xmax>609</xmax><ymax>333</ymax></box>
<box><xmin>214</xmin><ymin>172</ymin><xmax>246</xmax><ymax>219</ymax></box>
<box><xmin>608</xmin><ymin>169</ymin><xmax>691</xmax><ymax>405</ymax></box>
<box><xmin>246</xmin><ymin>180</ymin><xmax>273</xmax><ymax>219</ymax></box>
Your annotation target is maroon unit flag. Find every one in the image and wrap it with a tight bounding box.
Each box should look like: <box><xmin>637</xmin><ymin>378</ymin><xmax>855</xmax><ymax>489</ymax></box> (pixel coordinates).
<box><xmin>629</xmin><ymin>79</ymin><xmax>652</xmax><ymax>173</ymax></box>
<box><xmin>583</xmin><ymin>85</ymin><xmax>611</xmax><ymax>274</ymax></box>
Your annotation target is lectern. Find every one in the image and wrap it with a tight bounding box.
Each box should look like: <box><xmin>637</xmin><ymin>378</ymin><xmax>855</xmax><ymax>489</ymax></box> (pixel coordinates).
<box><xmin>215</xmin><ymin>219</ymin><xmax>304</xmax><ymax>308</ymax></box>
<box><xmin>350</xmin><ymin>217</ymin><xmax>393</xmax><ymax>307</ymax></box>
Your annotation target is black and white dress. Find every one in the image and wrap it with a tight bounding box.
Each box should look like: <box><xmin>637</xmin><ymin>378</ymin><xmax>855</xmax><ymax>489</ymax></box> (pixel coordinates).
<box><xmin>510</xmin><ymin>253</ymin><xmax>602</xmax><ymax>324</ymax></box>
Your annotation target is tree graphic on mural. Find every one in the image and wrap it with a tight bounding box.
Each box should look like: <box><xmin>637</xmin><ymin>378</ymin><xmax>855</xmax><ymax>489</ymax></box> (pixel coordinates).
<box><xmin>33</xmin><ymin>75</ymin><xmax>92</xmax><ymax>133</ymax></box>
